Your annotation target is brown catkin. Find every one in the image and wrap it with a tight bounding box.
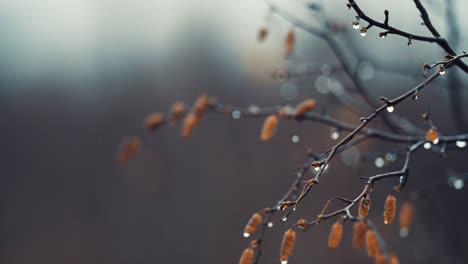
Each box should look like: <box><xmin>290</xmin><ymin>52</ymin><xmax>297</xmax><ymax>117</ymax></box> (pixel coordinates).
<box><xmin>260</xmin><ymin>115</ymin><xmax>279</xmax><ymax>141</ymax></box>
<box><xmin>388</xmin><ymin>255</ymin><xmax>400</xmax><ymax>264</ymax></box>
<box><xmin>144</xmin><ymin>112</ymin><xmax>165</xmax><ymax>131</ymax></box>
<box><xmin>375</xmin><ymin>253</ymin><xmax>386</xmax><ymax>264</ymax></box>
<box><xmin>352</xmin><ymin>221</ymin><xmax>367</xmax><ymax>248</ymax></box>
<box><xmin>181</xmin><ymin>113</ymin><xmax>200</xmax><ymax>137</ymax></box>
<box><xmin>193</xmin><ymin>94</ymin><xmax>209</xmax><ymax>116</ymax></box>
<box><xmin>384</xmin><ymin>194</ymin><xmax>397</xmax><ymax>224</ymax></box>
<box><xmin>239</xmin><ymin>247</ymin><xmax>254</xmax><ymax>264</ymax></box>
<box><xmin>293</xmin><ymin>99</ymin><xmax>317</xmax><ymax>117</ymax></box>
<box><xmin>243</xmin><ymin>213</ymin><xmax>262</xmax><ymax>237</ymax></box>
<box><xmin>365</xmin><ymin>229</ymin><xmax>379</xmax><ymax>257</ymax></box>
<box><xmin>359</xmin><ymin>196</ymin><xmax>371</xmax><ymax>219</ymax></box>
<box><xmin>328</xmin><ymin>220</ymin><xmax>343</xmax><ymax>249</ymax></box>
<box><xmin>285</xmin><ymin>30</ymin><xmax>295</xmax><ymax>56</ymax></box>
<box><xmin>399</xmin><ymin>202</ymin><xmax>414</xmax><ymax>230</ymax></box>
<box><xmin>171</xmin><ymin>101</ymin><xmax>185</xmax><ymax>121</ymax></box>
<box><xmin>280</xmin><ymin>229</ymin><xmax>296</xmax><ymax>263</ymax></box>
<box><xmin>425</xmin><ymin>128</ymin><xmax>438</xmax><ymax>143</ymax></box>
<box><xmin>117</xmin><ymin>137</ymin><xmax>141</xmax><ymax>163</ymax></box>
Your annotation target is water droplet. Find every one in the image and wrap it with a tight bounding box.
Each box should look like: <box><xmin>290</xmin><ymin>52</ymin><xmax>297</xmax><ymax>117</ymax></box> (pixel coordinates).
<box><xmin>384</xmin><ymin>220</ymin><xmax>390</xmax><ymax>224</ymax></box>
<box><xmin>374</xmin><ymin>157</ymin><xmax>385</xmax><ymax>168</ymax></box>
<box><xmin>412</xmin><ymin>92</ymin><xmax>419</xmax><ymax>100</ymax></box>
<box><xmin>385</xmin><ymin>152</ymin><xmax>397</xmax><ymax>162</ymax></box>
<box><xmin>296</xmin><ymin>172</ymin><xmax>302</xmax><ymax>178</ymax></box>
<box><xmin>454</xmin><ymin>178</ymin><xmax>464</xmax><ymax>190</ymax></box>
<box><xmin>379</xmin><ymin>33</ymin><xmax>386</xmax><ymax>39</ymax></box>
<box><xmin>243</xmin><ymin>232</ymin><xmax>250</xmax><ymax>238</ymax></box>
<box><xmin>248</xmin><ymin>105</ymin><xmax>260</xmax><ymax>114</ymax></box>
<box><xmin>448</xmin><ymin>175</ymin><xmax>464</xmax><ymax>190</ymax></box>
<box><xmin>313</xmin><ymin>166</ymin><xmax>321</xmax><ymax>172</ymax></box>
<box><xmin>386</xmin><ymin>105</ymin><xmax>395</xmax><ymax>113</ymax></box>
<box><xmin>281</xmin><ymin>216</ymin><xmax>288</xmax><ymax>222</ymax></box>
<box><xmin>439</xmin><ymin>67</ymin><xmax>446</xmax><ymax>75</ymax></box>
<box><xmin>456</xmin><ymin>140</ymin><xmax>467</xmax><ymax>148</ymax></box>
<box><xmin>267</xmin><ymin>221</ymin><xmax>274</xmax><ymax>228</ymax></box>
<box><xmin>291</xmin><ymin>135</ymin><xmax>300</xmax><ymax>143</ymax></box>
<box><xmin>432</xmin><ymin>137</ymin><xmax>439</xmax><ymax>144</ymax></box>
<box><xmin>360</xmin><ymin>27</ymin><xmax>367</xmax><ymax>37</ymax></box>
<box><xmin>399</xmin><ymin>228</ymin><xmax>409</xmax><ymax>238</ymax></box>
<box><xmin>330</xmin><ymin>130</ymin><xmax>340</xmax><ymax>140</ymax></box>
<box><xmin>232</xmin><ymin>110</ymin><xmax>241</xmax><ymax>119</ymax></box>
<box><xmin>293</xmin><ymin>207</ymin><xmax>296</xmax><ymax>211</ymax></box>
<box><xmin>423</xmin><ymin>142</ymin><xmax>432</xmax><ymax>149</ymax></box>
<box><xmin>352</xmin><ymin>21</ymin><xmax>360</xmax><ymax>29</ymax></box>
<box><xmin>281</xmin><ymin>260</ymin><xmax>288</xmax><ymax>264</ymax></box>
<box><xmin>399</xmin><ymin>175</ymin><xmax>405</xmax><ymax>185</ymax></box>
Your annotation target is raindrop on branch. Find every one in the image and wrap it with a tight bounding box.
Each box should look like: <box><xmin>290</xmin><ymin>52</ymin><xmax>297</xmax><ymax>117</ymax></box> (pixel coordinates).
<box><xmin>456</xmin><ymin>140</ymin><xmax>467</xmax><ymax>148</ymax></box>
<box><xmin>291</xmin><ymin>135</ymin><xmax>300</xmax><ymax>143</ymax></box>
<box><xmin>232</xmin><ymin>110</ymin><xmax>241</xmax><ymax>119</ymax></box>
<box><xmin>374</xmin><ymin>157</ymin><xmax>385</xmax><ymax>168</ymax></box>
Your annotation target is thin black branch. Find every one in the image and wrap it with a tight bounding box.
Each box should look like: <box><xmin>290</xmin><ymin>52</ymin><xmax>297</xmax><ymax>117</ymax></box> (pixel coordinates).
<box><xmin>348</xmin><ymin>0</ymin><xmax>468</xmax><ymax>72</ymax></box>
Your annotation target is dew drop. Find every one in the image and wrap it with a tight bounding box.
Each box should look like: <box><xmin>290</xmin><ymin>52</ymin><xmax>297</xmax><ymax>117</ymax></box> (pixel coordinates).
<box><xmin>281</xmin><ymin>216</ymin><xmax>288</xmax><ymax>222</ymax></box>
<box><xmin>330</xmin><ymin>130</ymin><xmax>340</xmax><ymax>140</ymax></box>
<box><xmin>399</xmin><ymin>228</ymin><xmax>409</xmax><ymax>238</ymax></box>
<box><xmin>243</xmin><ymin>232</ymin><xmax>250</xmax><ymax>238</ymax></box>
<box><xmin>432</xmin><ymin>137</ymin><xmax>439</xmax><ymax>144</ymax></box>
<box><xmin>232</xmin><ymin>110</ymin><xmax>241</xmax><ymax>119</ymax></box>
<box><xmin>352</xmin><ymin>21</ymin><xmax>360</xmax><ymax>29</ymax></box>
<box><xmin>380</xmin><ymin>34</ymin><xmax>386</xmax><ymax>39</ymax></box>
<box><xmin>454</xmin><ymin>178</ymin><xmax>464</xmax><ymax>190</ymax></box>
<box><xmin>313</xmin><ymin>166</ymin><xmax>321</xmax><ymax>172</ymax></box>
<box><xmin>360</xmin><ymin>31</ymin><xmax>367</xmax><ymax>37</ymax></box>
<box><xmin>386</xmin><ymin>105</ymin><xmax>395</xmax><ymax>113</ymax></box>
<box><xmin>423</xmin><ymin>142</ymin><xmax>432</xmax><ymax>149</ymax></box>
<box><xmin>412</xmin><ymin>92</ymin><xmax>419</xmax><ymax>100</ymax></box>
<box><xmin>385</xmin><ymin>152</ymin><xmax>397</xmax><ymax>162</ymax></box>
<box><xmin>439</xmin><ymin>67</ymin><xmax>446</xmax><ymax>75</ymax></box>
<box><xmin>281</xmin><ymin>261</ymin><xmax>288</xmax><ymax>264</ymax></box>
<box><xmin>267</xmin><ymin>221</ymin><xmax>274</xmax><ymax>228</ymax></box>
<box><xmin>291</xmin><ymin>135</ymin><xmax>300</xmax><ymax>143</ymax></box>
<box><xmin>248</xmin><ymin>105</ymin><xmax>260</xmax><ymax>114</ymax></box>
<box><xmin>374</xmin><ymin>157</ymin><xmax>385</xmax><ymax>168</ymax></box>
<box><xmin>456</xmin><ymin>140</ymin><xmax>467</xmax><ymax>148</ymax></box>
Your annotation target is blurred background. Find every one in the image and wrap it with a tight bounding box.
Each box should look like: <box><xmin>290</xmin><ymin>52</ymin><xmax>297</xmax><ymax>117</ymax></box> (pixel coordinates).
<box><xmin>1</xmin><ymin>0</ymin><xmax>468</xmax><ymax>263</ymax></box>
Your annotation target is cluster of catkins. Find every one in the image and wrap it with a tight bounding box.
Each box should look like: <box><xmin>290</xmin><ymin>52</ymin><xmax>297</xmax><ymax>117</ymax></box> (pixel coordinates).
<box><xmin>116</xmin><ymin>95</ymin><xmax>317</xmax><ymax>163</ymax></box>
<box><xmin>239</xmin><ymin>195</ymin><xmax>414</xmax><ymax>264</ymax></box>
